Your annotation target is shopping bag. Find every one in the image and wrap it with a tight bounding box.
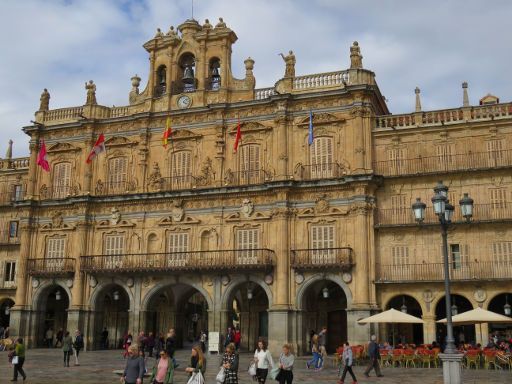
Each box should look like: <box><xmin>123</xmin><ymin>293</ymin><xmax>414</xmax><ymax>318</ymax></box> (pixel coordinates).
<box><xmin>216</xmin><ymin>367</ymin><xmax>226</xmax><ymax>383</ymax></box>
<box><xmin>187</xmin><ymin>371</ymin><xmax>205</xmax><ymax>384</ymax></box>
<box><xmin>248</xmin><ymin>362</ymin><xmax>257</xmax><ymax>376</ymax></box>
<box><xmin>269</xmin><ymin>366</ymin><xmax>281</xmax><ymax>380</ymax></box>
<box><xmin>11</xmin><ymin>356</ymin><xmax>19</xmax><ymax>365</ymax></box>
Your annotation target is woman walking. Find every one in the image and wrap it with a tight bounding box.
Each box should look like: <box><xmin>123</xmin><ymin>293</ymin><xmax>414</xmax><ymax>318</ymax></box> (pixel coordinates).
<box><xmin>278</xmin><ymin>344</ymin><xmax>294</xmax><ymax>384</ymax></box>
<box><xmin>149</xmin><ymin>349</ymin><xmax>173</xmax><ymax>384</ymax></box>
<box><xmin>185</xmin><ymin>344</ymin><xmax>206</xmax><ymax>380</ymax></box>
<box><xmin>338</xmin><ymin>342</ymin><xmax>358</xmax><ymax>384</ymax></box>
<box><xmin>122</xmin><ymin>344</ymin><xmax>145</xmax><ymax>384</ymax></box>
<box><xmin>253</xmin><ymin>339</ymin><xmax>273</xmax><ymax>384</ymax></box>
<box><xmin>10</xmin><ymin>337</ymin><xmax>26</xmax><ymax>382</ymax></box>
<box><xmin>221</xmin><ymin>342</ymin><xmax>239</xmax><ymax>384</ymax></box>
<box><xmin>62</xmin><ymin>331</ymin><xmax>73</xmax><ymax>367</ymax></box>
<box><xmin>306</xmin><ymin>334</ymin><xmax>321</xmax><ymax>370</ymax></box>
<box><xmin>73</xmin><ymin>330</ymin><xmax>84</xmax><ymax>366</ymax></box>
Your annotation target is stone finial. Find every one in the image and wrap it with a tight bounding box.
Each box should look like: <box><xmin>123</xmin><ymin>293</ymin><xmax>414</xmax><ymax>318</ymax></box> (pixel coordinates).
<box><xmin>39</xmin><ymin>88</ymin><xmax>50</xmax><ymax>111</ymax></box>
<box><xmin>85</xmin><ymin>80</ymin><xmax>97</xmax><ymax>105</ymax></box>
<box><xmin>155</xmin><ymin>28</ymin><xmax>164</xmax><ymax>38</ymax></box>
<box><xmin>244</xmin><ymin>57</ymin><xmax>255</xmax><ymax>71</ymax></box>
<box><xmin>5</xmin><ymin>139</ymin><xmax>13</xmax><ymax>159</ymax></box>
<box><xmin>215</xmin><ymin>17</ymin><xmax>227</xmax><ymax>28</ymax></box>
<box><xmin>415</xmin><ymin>87</ymin><xmax>422</xmax><ymax>112</ymax></box>
<box><xmin>350</xmin><ymin>41</ymin><xmax>363</xmax><ymax>69</ymax></box>
<box><xmin>203</xmin><ymin>19</ymin><xmax>212</xmax><ymax>30</ymax></box>
<box><xmin>166</xmin><ymin>26</ymin><xmax>178</xmax><ymax>37</ymax></box>
<box><xmin>131</xmin><ymin>74</ymin><xmax>141</xmax><ymax>89</ymax></box>
<box><xmin>279</xmin><ymin>50</ymin><xmax>296</xmax><ymax>78</ymax></box>
<box><xmin>462</xmin><ymin>81</ymin><xmax>469</xmax><ymax>107</ymax></box>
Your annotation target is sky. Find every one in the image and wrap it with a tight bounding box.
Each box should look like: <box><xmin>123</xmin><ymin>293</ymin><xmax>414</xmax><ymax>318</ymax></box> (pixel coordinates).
<box><xmin>1</xmin><ymin>0</ymin><xmax>511</xmax><ymax>157</ymax></box>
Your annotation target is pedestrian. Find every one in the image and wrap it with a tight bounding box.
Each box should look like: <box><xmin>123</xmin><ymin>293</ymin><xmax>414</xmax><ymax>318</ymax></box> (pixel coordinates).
<box><xmin>185</xmin><ymin>344</ymin><xmax>207</xmax><ymax>379</ymax></box>
<box><xmin>123</xmin><ymin>331</ymin><xmax>133</xmax><ymax>358</ymax></box>
<box><xmin>317</xmin><ymin>326</ymin><xmax>327</xmax><ymax>370</ymax></box>
<box><xmin>122</xmin><ymin>344</ymin><xmax>145</xmax><ymax>384</ymax></box>
<box><xmin>45</xmin><ymin>327</ymin><xmax>54</xmax><ymax>348</ymax></box>
<box><xmin>253</xmin><ymin>339</ymin><xmax>273</xmax><ymax>384</ymax></box>
<box><xmin>364</xmin><ymin>335</ymin><xmax>383</xmax><ymax>378</ymax></box>
<box><xmin>306</xmin><ymin>334</ymin><xmax>321</xmax><ymax>370</ymax></box>
<box><xmin>224</xmin><ymin>327</ymin><xmax>234</xmax><ymax>350</ymax></box>
<box><xmin>338</xmin><ymin>342</ymin><xmax>358</xmax><ymax>384</ymax></box>
<box><xmin>55</xmin><ymin>328</ymin><xmax>64</xmax><ymax>348</ymax></box>
<box><xmin>10</xmin><ymin>337</ymin><xmax>27</xmax><ymax>382</ymax></box>
<box><xmin>154</xmin><ymin>332</ymin><xmax>165</xmax><ymax>357</ymax></box>
<box><xmin>138</xmin><ymin>331</ymin><xmax>146</xmax><ymax>357</ymax></box>
<box><xmin>234</xmin><ymin>327</ymin><xmax>241</xmax><ymax>351</ymax></box>
<box><xmin>73</xmin><ymin>330</ymin><xmax>84</xmax><ymax>366</ymax></box>
<box><xmin>199</xmin><ymin>330</ymin><xmax>207</xmax><ymax>353</ymax></box>
<box><xmin>149</xmin><ymin>349</ymin><xmax>174</xmax><ymax>384</ymax></box>
<box><xmin>166</xmin><ymin>329</ymin><xmax>178</xmax><ymax>368</ymax></box>
<box><xmin>62</xmin><ymin>331</ymin><xmax>73</xmax><ymax>367</ymax></box>
<box><xmin>221</xmin><ymin>342</ymin><xmax>239</xmax><ymax>384</ymax></box>
<box><xmin>278</xmin><ymin>343</ymin><xmax>294</xmax><ymax>384</ymax></box>
<box><xmin>0</xmin><ymin>324</ymin><xmax>4</xmax><ymax>341</ymax></box>
<box><xmin>101</xmin><ymin>327</ymin><xmax>109</xmax><ymax>349</ymax></box>
<box><xmin>146</xmin><ymin>332</ymin><xmax>155</xmax><ymax>358</ymax></box>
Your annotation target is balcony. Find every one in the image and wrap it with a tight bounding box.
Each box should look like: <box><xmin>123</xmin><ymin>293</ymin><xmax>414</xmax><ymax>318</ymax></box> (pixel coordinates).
<box><xmin>373</xmin><ymin>150</ymin><xmax>512</xmax><ymax>177</ymax></box>
<box><xmin>26</xmin><ymin>258</ymin><xmax>76</xmax><ymax>276</ymax></box>
<box><xmin>223</xmin><ymin>169</ymin><xmax>274</xmax><ymax>187</ymax></box>
<box><xmin>81</xmin><ymin>249</ymin><xmax>275</xmax><ymax>273</ymax></box>
<box><xmin>38</xmin><ymin>184</ymin><xmax>81</xmax><ymax>200</ymax></box>
<box><xmin>294</xmin><ymin>162</ymin><xmax>346</xmax><ymax>181</ymax></box>
<box><xmin>0</xmin><ymin>231</ymin><xmax>20</xmax><ymax>245</ymax></box>
<box><xmin>0</xmin><ymin>190</ymin><xmax>25</xmax><ymax>205</ymax></box>
<box><xmin>160</xmin><ymin>175</ymin><xmax>196</xmax><ymax>190</ymax></box>
<box><xmin>291</xmin><ymin>247</ymin><xmax>353</xmax><ymax>270</ymax></box>
<box><xmin>375</xmin><ymin>203</ymin><xmax>512</xmax><ymax>226</ymax></box>
<box><xmin>376</xmin><ymin>261</ymin><xmax>512</xmax><ymax>283</ymax></box>
<box><xmin>94</xmin><ymin>181</ymin><xmax>137</xmax><ymax>196</ymax></box>
<box><xmin>0</xmin><ymin>280</ymin><xmax>16</xmax><ymax>289</ymax></box>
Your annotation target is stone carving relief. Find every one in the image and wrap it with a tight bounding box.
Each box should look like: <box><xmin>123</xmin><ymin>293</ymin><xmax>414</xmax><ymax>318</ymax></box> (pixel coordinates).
<box><xmin>196</xmin><ymin>157</ymin><xmax>215</xmax><ymax>186</ymax></box>
<box><xmin>240</xmin><ymin>199</ymin><xmax>254</xmax><ymax>218</ymax></box>
<box><xmin>110</xmin><ymin>208</ymin><xmax>121</xmax><ymax>225</ymax></box>
<box><xmin>52</xmin><ymin>212</ymin><xmax>64</xmax><ymax>228</ymax></box>
<box><xmin>315</xmin><ymin>195</ymin><xmax>329</xmax><ymax>214</ymax></box>
<box><xmin>171</xmin><ymin>200</ymin><xmax>184</xmax><ymax>222</ymax></box>
<box><xmin>148</xmin><ymin>162</ymin><xmax>164</xmax><ymax>191</ymax></box>
<box><xmin>473</xmin><ymin>288</ymin><xmax>487</xmax><ymax>303</ymax></box>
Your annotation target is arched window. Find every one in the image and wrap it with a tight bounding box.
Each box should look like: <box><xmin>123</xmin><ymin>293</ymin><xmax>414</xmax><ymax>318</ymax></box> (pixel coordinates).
<box><xmin>53</xmin><ymin>162</ymin><xmax>71</xmax><ymax>198</ymax></box>
<box><xmin>155</xmin><ymin>65</ymin><xmax>166</xmax><ymax>97</ymax></box>
<box><xmin>171</xmin><ymin>151</ymin><xmax>192</xmax><ymax>188</ymax></box>
<box><xmin>240</xmin><ymin>144</ymin><xmax>261</xmax><ymax>184</ymax></box>
<box><xmin>310</xmin><ymin>137</ymin><xmax>333</xmax><ymax>179</ymax></box>
<box><xmin>209</xmin><ymin>57</ymin><xmax>221</xmax><ymax>90</ymax></box>
<box><xmin>107</xmin><ymin>157</ymin><xmax>128</xmax><ymax>194</ymax></box>
<box><xmin>179</xmin><ymin>53</ymin><xmax>196</xmax><ymax>92</ymax></box>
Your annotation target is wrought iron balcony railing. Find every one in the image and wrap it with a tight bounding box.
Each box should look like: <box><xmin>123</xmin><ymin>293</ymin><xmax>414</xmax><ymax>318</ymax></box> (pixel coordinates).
<box><xmin>0</xmin><ymin>189</ymin><xmax>25</xmax><ymax>205</ymax></box>
<box><xmin>223</xmin><ymin>169</ymin><xmax>274</xmax><ymax>186</ymax></box>
<box><xmin>376</xmin><ymin>260</ymin><xmax>512</xmax><ymax>283</ymax></box>
<box><xmin>375</xmin><ymin>203</ymin><xmax>512</xmax><ymax>226</ymax></box>
<box><xmin>291</xmin><ymin>247</ymin><xmax>353</xmax><ymax>270</ymax></box>
<box><xmin>0</xmin><ymin>231</ymin><xmax>20</xmax><ymax>245</ymax></box>
<box><xmin>26</xmin><ymin>258</ymin><xmax>76</xmax><ymax>276</ymax></box>
<box><xmin>293</xmin><ymin>162</ymin><xmax>346</xmax><ymax>181</ymax></box>
<box><xmin>81</xmin><ymin>249</ymin><xmax>275</xmax><ymax>273</ymax></box>
<box><xmin>94</xmin><ymin>180</ymin><xmax>137</xmax><ymax>196</ymax></box>
<box><xmin>38</xmin><ymin>184</ymin><xmax>82</xmax><ymax>200</ymax></box>
<box><xmin>373</xmin><ymin>149</ymin><xmax>512</xmax><ymax>177</ymax></box>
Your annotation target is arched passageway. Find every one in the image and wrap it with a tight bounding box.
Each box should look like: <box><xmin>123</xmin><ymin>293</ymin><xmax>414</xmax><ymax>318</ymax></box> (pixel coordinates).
<box><xmin>0</xmin><ymin>298</ymin><xmax>14</xmax><ymax>328</ymax></box>
<box><xmin>34</xmin><ymin>285</ymin><xmax>70</xmax><ymax>347</ymax></box>
<box><xmin>386</xmin><ymin>294</ymin><xmax>424</xmax><ymax>346</ymax></box>
<box><xmin>487</xmin><ymin>293</ymin><xmax>512</xmax><ymax>340</ymax></box>
<box><xmin>435</xmin><ymin>294</ymin><xmax>475</xmax><ymax>346</ymax></box>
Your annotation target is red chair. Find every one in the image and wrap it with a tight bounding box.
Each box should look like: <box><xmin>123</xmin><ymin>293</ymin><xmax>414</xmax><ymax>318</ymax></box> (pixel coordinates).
<box><xmin>391</xmin><ymin>349</ymin><xmax>403</xmax><ymax>367</ymax></box>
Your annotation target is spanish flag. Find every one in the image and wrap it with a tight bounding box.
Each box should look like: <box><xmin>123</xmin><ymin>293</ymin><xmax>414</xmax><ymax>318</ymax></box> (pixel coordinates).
<box><xmin>234</xmin><ymin>117</ymin><xmax>242</xmax><ymax>152</ymax></box>
<box><xmin>163</xmin><ymin>116</ymin><xmax>172</xmax><ymax>148</ymax></box>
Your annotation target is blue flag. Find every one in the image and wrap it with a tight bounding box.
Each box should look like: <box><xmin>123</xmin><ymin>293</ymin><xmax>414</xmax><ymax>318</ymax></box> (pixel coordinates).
<box><xmin>308</xmin><ymin>110</ymin><xmax>314</xmax><ymax>145</ymax></box>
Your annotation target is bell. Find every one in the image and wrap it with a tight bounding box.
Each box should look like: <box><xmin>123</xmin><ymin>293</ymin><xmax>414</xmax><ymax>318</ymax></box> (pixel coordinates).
<box><xmin>182</xmin><ymin>65</ymin><xmax>195</xmax><ymax>85</ymax></box>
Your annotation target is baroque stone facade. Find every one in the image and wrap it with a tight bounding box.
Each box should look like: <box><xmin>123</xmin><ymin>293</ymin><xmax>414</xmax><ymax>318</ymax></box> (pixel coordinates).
<box><xmin>0</xmin><ymin>18</ymin><xmax>511</xmax><ymax>353</ymax></box>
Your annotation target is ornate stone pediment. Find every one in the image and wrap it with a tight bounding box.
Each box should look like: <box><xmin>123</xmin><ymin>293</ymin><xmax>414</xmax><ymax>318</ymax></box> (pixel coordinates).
<box><xmin>40</xmin><ymin>212</ymin><xmax>76</xmax><ymax>231</ymax></box>
<box><xmin>96</xmin><ymin>218</ymin><xmax>135</xmax><ymax>228</ymax></box>
<box><xmin>228</xmin><ymin>121</ymin><xmax>272</xmax><ymax>135</ymax></box>
<box><xmin>171</xmin><ymin>129</ymin><xmax>202</xmax><ymax>141</ymax></box>
<box><xmin>47</xmin><ymin>142</ymin><xmax>81</xmax><ymax>153</ymax></box>
<box><xmin>298</xmin><ymin>112</ymin><xmax>344</xmax><ymax>126</ymax></box>
<box><xmin>297</xmin><ymin>205</ymin><xmax>350</xmax><ymax>218</ymax></box>
<box><xmin>105</xmin><ymin>136</ymin><xmax>137</xmax><ymax>147</ymax></box>
<box><xmin>226</xmin><ymin>210</ymin><xmax>271</xmax><ymax>222</ymax></box>
<box><xmin>158</xmin><ymin>215</ymin><xmax>200</xmax><ymax>226</ymax></box>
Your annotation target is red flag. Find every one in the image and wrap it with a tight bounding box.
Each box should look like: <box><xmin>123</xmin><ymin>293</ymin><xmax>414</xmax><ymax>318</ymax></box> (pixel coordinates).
<box><xmin>86</xmin><ymin>133</ymin><xmax>106</xmax><ymax>164</ymax></box>
<box><xmin>163</xmin><ymin>116</ymin><xmax>172</xmax><ymax>148</ymax></box>
<box><xmin>37</xmin><ymin>139</ymin><xmax>50</xmax><ymax>172</ymax></box>
<box><xmin>234</xmin><ymin>118</ymin><xmax>242</xmax><ymax>152</ymax></box>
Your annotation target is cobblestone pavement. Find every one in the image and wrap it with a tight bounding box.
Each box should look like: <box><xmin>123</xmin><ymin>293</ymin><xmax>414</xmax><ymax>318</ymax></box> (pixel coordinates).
<box><xmin>1</xmin><ymin>348</ymin><xmax>510</xmax><ymax>383</ymax></box>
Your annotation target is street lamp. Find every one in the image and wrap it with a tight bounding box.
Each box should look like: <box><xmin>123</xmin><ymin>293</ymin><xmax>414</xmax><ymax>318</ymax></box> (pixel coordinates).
<box><xmin>412</xmin><ymin>181</ymin><xmax>474</xmax><ymax>384</ymax></box>
<box><xmin>322</xmin><ymin>287</ymin><xmax>330</xmax><ymax>299</ymax></box>
<box><xmin>113</xmin><ymin>291</ymin><xmax>120</xmax><ymax>301</ymax></box>
<box><xmin>505</xmin><ymin>295</ymin><xmax>511</xmax><ymax>316</ymax></box>
<box><xmin>55</xmin><ymin>290</ymin><xmax>62</xmax><ymax>301</ymax></box>
<box><xmin>4</xmin><ymin>306</ymin><xmax>10</xmax><ymax>316</ymax></box>
<box><xmin>401</xmin><ymin>296</ymin><xmax>408</xmax><ymax>314</ymax></box>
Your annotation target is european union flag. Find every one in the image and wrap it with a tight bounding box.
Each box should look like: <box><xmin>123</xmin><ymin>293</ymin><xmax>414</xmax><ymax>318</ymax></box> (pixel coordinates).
<box><xmin>308</xmin><ymin>110</ymin><xmax>314</xmax><ymax>145</ymax></box>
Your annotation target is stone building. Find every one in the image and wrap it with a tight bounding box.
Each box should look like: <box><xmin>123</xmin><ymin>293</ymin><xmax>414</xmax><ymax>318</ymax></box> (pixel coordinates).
<box><xmin>0</xmin><ymin>17</ymin><xmax>511</xmax><ymax>353</ymax></box>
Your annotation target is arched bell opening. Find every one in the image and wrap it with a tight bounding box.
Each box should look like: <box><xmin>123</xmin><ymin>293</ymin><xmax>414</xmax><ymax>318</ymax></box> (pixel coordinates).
<box><xmin>178</xmin><ymin>53</ymin><xmax>197</xmax><ymax>93</ymax></box>
<box><xmin>155</xmin><ymin>65</ymin><xmax>167</xmax><ymax>97</ymax></box>
<box><xmin>208</xmin><ymin>57</ymin><xmax>221</xmax><ymax>90</ymax></box>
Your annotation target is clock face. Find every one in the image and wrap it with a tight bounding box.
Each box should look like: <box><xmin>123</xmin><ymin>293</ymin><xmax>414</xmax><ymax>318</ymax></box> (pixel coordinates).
<box><xmin>177</xmin><ymin>95</ymin><xmax>192</xmax><ymax>109</ymax></box>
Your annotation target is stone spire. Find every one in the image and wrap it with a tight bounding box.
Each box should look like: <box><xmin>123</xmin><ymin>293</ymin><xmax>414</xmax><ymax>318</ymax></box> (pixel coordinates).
<box><xmin>415</xmin><ymin>87</ymin><xmax>422</xmax><ymax>112</ymax></box>
<box><xmin>462</xmin><ymin>81</ymin><xmax>469</xmax><ymax>107</ymax></box>
<box><xmin>5</xmin><ymin>140</ymin><xmax>13</xmax><ymax>160</ymax></box>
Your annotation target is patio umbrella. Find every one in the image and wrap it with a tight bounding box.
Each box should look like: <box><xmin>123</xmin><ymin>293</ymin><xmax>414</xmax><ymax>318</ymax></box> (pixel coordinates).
<box><xmin>358</xmin><ymin>308</ymin><xmax>424</xmax><ymax>346</ymax></box>
<box><xmin>437</xmin><ymin>307</ymin><xmax>512</xmax><ymax>343</ymax></box>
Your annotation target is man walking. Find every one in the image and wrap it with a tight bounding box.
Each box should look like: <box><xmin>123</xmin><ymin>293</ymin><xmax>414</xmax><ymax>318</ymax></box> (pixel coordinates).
<box><xmin>364</xmin><ymin>335</ymin><xmax>383</xmax><ymax>378</ymax></box>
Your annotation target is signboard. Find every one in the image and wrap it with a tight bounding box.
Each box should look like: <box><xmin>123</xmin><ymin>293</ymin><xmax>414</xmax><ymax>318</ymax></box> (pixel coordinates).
<box><xmin>208</xmin><ymin>331</ymin><xmax>220</xmax><ymax>353</ymax></box>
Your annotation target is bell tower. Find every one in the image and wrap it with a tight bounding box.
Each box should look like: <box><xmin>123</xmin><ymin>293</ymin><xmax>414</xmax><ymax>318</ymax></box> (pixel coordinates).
<box><xmin>132</xmin><ymin>17</ymin><xmax>256</xmax><ymax>110</ymax></box>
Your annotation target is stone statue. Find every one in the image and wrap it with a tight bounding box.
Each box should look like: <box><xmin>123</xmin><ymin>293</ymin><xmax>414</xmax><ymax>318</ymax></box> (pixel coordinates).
<box><xmin>148</xmin><ymin>162</ymin><xmax>163</xmax><ymax>190</ymax></box>
<box><xmin>350</xmin><ymin>41</ymin><xmax>363</xmax><ymax>69</ymax></box>
<box><xmin>154</xmin><ymin>28</ymin><xmax>164</xmax><ymax>38</ymax></box>
<box><xmin>85</xmin><ymin>80</ymin><xmax>97</xmax><ymax>105</ymax></box>
<box><xmin>215</xmin><ymin>17</ymin><xmax>227</xmax><ymax>28</ymax></box>
<box><xmin>202</xmin><ymin>19</ymin><xmax>213</xmax><ymax>30</ymax></box>
<box><xmin>279</xmin><ymin>50</ymin><xmax>296</xmax><ymax>78</ymax></box>
<box><xmin>39</xmin><ymin>88</ymin><xmax>50</xmax><ymax>111</ymax></box>
<box><xmin>166</xmin><ymin>26</ymin><xmax>178</xmax><ymax>37</ymax></box>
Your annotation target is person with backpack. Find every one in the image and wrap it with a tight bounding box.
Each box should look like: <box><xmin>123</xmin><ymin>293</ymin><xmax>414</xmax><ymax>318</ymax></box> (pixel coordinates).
<box><xmin>73</xmin><ymin>330</ymin><xmax>84</xmax><ymax>366</ymax></box>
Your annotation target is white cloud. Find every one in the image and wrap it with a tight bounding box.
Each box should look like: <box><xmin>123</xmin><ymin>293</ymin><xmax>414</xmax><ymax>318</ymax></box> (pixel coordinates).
<box><xmin>1</xmin><ymin>0</ymin><xmax>511</xmax><ymax>157</ymax></box>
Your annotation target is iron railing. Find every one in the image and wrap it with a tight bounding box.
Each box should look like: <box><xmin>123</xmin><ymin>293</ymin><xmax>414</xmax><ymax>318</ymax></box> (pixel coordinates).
<box><xmin>223</xmin><ymin>169</ymin><xmax>274</xmax><ymax>186</ymax></box>
<box><xmin>160</xmin><ymin>175</ymin><xmax>197</xmax><ymax>190</ymax></box>
<box><xmin>0</xmin><ymin>189</ymin><xmax>25</xmax><ymax>205</ymax></box>
<box><xmin>294</xmin><ymin>163</ymin><xmax>346</xmax><ymax>180</ymax></box>
<box><xmin>291</xmin><ymin>247</ymin><xmax>353</xmax><ymax>270</ymax></box>
<box><xmin>376</xmin><ymin>203</ymin><xmax>512</xmax><ymax>226</ymax></box>
<box><xmin>26</xmin><ymin>258</ymin><xmax>76</xmax><ymax>276</ymax></box>
<box><xmin>377</xmin><ymin>261</ymin><xmax>512</xmax><ymax>283</ymax></box>
<box><xmin>94</xmin><ymin>181</ymin><xmax>136</xmax><ymax>196</ymax></box>
<box><xmin>81</xmin><ymin>249</ymin><xmax>275</xmax><ymax>273</ymax></box>
<box><xmin>38</xmin><ymin>184</ymin><xmax>82</xmax><ymax>200</ymax></box>
<box><xmin>373</xmin><ymin>150</ymin><xmax>512</xmax><ymax>177</ymax></box>
<box><xmin>0</xmin><ymin>231</ymin><xmax>20</xmax><ymax>245</ymax></box>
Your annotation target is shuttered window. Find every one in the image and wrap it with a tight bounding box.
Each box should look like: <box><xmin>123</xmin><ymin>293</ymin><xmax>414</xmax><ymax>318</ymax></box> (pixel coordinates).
<box><xmin>392</xmin><ymin>246</ymin><xmax>409</xmax><ymax>265</ymax></box>
<box><xmin>12</xmin><ymin>184</ymin><xmax>23</xmax><ymax>201</ymax></box>
<box><xmin>310</xmin><ymin>137</ymin><xmax>334</xmax><ymax>178</ymax></box>
<box><xmin>107</xmin><ymin>157</ymin><xmax>128</xmax><ymax>194</ymax></box>
<box><xmin>236</xmin><ymin>228</ymin><xmax>259</xmax><ymax>264</ymax></box>
<box><xmin>490</xmin><ymin>188</ymin><xmax>507</xmax><ymax>219</ymax></box>
<box><xmin>167</xmin><ymin>232</ymin><xmax>189</xmax><ymax>267</ymax></box>
<box><xmin>487</xmin><ymin>139</ymin><xmax>504</xmax><ymax>165</ymax></box>
<box><xmin>46</xmin><ymin>236</ymin><xmax>66</xmax><ymax>269</ymax></box>
<box><xmin>449</xmin><ymin>244</ymin><xmax>469</xmax><ymax>270</ymax></box>
<box><xmin>104</xmin><ymin>234</ymin><xmax>125</xmax><ymax>268</ymax></box>
<box><xmin>436</xmin><ymin>144</ymin><xmax>454</xmax><ymax>167</ymax></box>
<box><xmin>493</xmin><ymin>242</ymin><xmax>512</xmax><ymax>264</ymax></box>
<box><xmin>4</xmin><ymin>262</ymin><xmax>16</xmax><ymax>286</ymax></box>
<box><xmin>310</xmin><ymin>225</ymin><xmax>335</xmax><ymax>263</ymax></box>
<box><xmin>171</xmin><ymin>151</ymin><xmax>192</xmax><ymax>188</ymax></box>
<box><xmin>53</xmin><ymin>162</ymin><xmax>71</xmax><ymax>198</ymax></box>
<box><xmin>391</xmin><ymin>195</ymin><xmax>409</xmax><ymax>224</ymax></box>
<box><xmin>240</xmin><ymin>144</ymin><xmax>261</xmax><ymax>184</ymax></box>
<box><xmin>388</xmin><ymin>148</ymin><xmax>405</xmax><ymax>176</ymax></box>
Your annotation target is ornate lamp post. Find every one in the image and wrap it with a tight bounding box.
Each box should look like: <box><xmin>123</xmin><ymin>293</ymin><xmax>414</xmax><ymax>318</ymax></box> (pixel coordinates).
<box><xmin>412</xmin><ymin>181</ymin><xmax>474</xmax><ymax>384</ymax></box>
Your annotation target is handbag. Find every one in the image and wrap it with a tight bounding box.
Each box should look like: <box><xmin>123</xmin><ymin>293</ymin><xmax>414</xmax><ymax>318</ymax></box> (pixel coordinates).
<box><xmin>187</xmin><ymin>371</ymin><xmax>205</xmax><ymax>384</ymax></box>
<box><xmin>269</xmin><ymin>366</ymin><xmax>281</xmax><ymax>380</ymax></box>
<box><xmin>11</xmin><ymin>356</ymin><xmax>19</xmax><ymax>365</ymax></box>
<box><xmin>216</xmin><ymin>367</ymin><xmax>226</xmax><ymax>383</ymax></box>
<box><xmin>248</xmin><ymin>362</ymin><xmax>257</xmax><ymax>376</ymax></box>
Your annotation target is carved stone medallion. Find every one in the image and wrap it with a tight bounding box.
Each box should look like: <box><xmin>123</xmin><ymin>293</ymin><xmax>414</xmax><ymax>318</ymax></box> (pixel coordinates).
<box><xmin>240</xmin><ymin>199</ymin><xmax>254</xmax><ymax>218</ymax></box>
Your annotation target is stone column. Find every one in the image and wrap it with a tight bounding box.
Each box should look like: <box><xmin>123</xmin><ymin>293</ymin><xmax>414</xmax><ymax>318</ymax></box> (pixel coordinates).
<box><xmin>346</xmin><ymin>309</ymin><xmax>373</xmax><ymax>346</ymax></box>
<box><xmin>352</xmin><ymin>203</ymin><xmax>370</xmax><ymax>307</ymax></box>
<box><xmin>422</xmin><ymin>314</ymin><xmax>436</xmax><ymax>345</ymax></box>
<box><xmin>274</xmin><ymin>109</ymin><xmax>289</xmax><ymax>180</ymax></box>
<box><xmin>26</xmin><ymin>138</ymin><xmax>40</xmax><ymax>198</ymax></box>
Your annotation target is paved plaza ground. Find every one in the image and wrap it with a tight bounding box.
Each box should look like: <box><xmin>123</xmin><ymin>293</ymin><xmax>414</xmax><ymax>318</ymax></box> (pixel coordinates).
<box><xmin>1</xmin><ymin>348</ymin><xmax>510</xmax><ymax>383</ymax></box>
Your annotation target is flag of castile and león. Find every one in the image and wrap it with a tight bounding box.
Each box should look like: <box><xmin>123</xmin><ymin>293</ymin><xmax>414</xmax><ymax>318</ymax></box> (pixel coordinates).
<box><xmin>36</xmin><ymin>139</ymin><xmax>50</xmax><ymax>172</ymax></box>
<box><xmin>86</xmin><ymin>133</ymin><xmax>106</xmax><ymax>164</ymax></box>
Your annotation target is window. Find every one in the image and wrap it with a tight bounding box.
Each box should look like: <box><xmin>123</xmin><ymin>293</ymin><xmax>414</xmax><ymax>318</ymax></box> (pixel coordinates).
<box><xmin>392</xmin><ymin>246</ymin><xmax>409</xmax><ymax>265</ymax></box>
<box><xmin>310</xmin><ymin>224</ymin><xmax>335</xmax><ymax>264</ymax></box>
<box><xmin>104</xmin><ymin>234</ymin><xmax>125</xmax><ymax>268</ymax></box>
<box><xmin>167</xmin><ymin>232</ymin><xmax>189</xmax><ymax>267</ymax></box>
<box><xmin>490</xmin><ymin>188</ymin><xmax>507</xmax><ymax>219</ymax></box>
<box><xmin>436</xmin><ymin>143</ymin><xmax>455</xmax><ymax>169</ymax></box>
<box><xmin>236</xmin><ymin>228</ymin><xmax>259</xmax><ymax>264</ymax></box>
<box><xmin>240</xmin><ymin>144</ymin><xmax>261</xmax><ymax>184</ymax></box>
<box><xmin>391</xmin><ymin>195</ymin><xmax>409</xmax><ymax>224</ymax></box>
<box><xmin>487</xmin><ymin>139</ymin><xmax>504</xmax><ymax>166</ymax></box>
<box><xmin>107</xmin><ymin>157</ymin><xmax>128</xmax><ymax>194</ymax></box>
<box><xmin>493</xmin><ymin>242</ymin><xmax>512</xmax><ymax>264</ymax></box>
<box><xmin>11</xmin><ymin>184</ymin><xmax>23</xmax><ymax>202</ymax></box>
<box><xmin>388</xmin><ymin>148</ymin><xmax>405</xmax><ymax>175</ymax></box>
<box><xmin>310</xmin><ymin>137</ymin><xmax>334</xmax><ymax>178</ymax></box>
<box><xmin>171</xmin><ymin>151</ymin><xmax>192</xmax><ymax>188</ymax></box>
<box><xmin>8</xmin><ymin>221</ymin><xmax>18</xmax><ymax>239</ymax></box>
<box><xmin>46</xmin><ymin>236</ymin><xmax>66</xmax><ymax>269</ymax></box>
<box><xmin>53</xmin><ymin>162</ymin><xmax>71</xmax><ymax>198</ymax></box>
<box><xmin>4</xmin><ymin>262</ymin><xmax>16</xmax><ymax>287</ymax></box>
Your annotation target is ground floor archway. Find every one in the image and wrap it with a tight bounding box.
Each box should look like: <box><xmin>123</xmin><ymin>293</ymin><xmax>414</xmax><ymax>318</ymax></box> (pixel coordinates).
<box><xmin>385</xmin><ymin>294</ymin><xmax>424</xmax><ymax>346</ymax></box>
<box><xmin>0</xmin><ymin>298</ymin><xmax>14</xmax><ymax>328</ymax></box>
<box><xmin>435</xmin><ymin>294</ymin><xmax>475</xmax><ymax>346</ymax></box>
<box><xmin>487</xmin><ymin>292</ymin><xmax>512</xmax><ymax>340</ymax></box>
<box><xmin>34</xmin><ymin>285</ymin><xmax>70</xmax><ymax>347</ymax></box>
